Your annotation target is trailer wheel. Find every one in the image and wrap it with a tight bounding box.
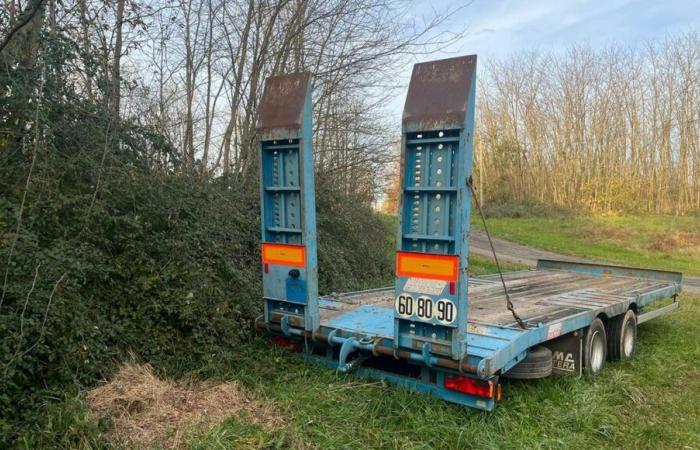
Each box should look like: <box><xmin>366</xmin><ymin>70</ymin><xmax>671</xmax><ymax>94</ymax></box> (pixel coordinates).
<box><xmin>503</xmin><ymin>346</ymin><xmax>552</xmax><ymax>379</ymax></box>
<box><xmin>606</xmin><ymin>309</ymin><xmax>637</xmax><ymax>361</ymax></box>
<box><xmin>584</xmin><ymin>318</ymin><xmax>607</xmax><ymax>376</ymax></box>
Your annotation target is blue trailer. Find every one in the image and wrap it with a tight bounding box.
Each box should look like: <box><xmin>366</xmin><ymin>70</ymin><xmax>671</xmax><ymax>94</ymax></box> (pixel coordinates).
<box><xmin>255</xmin><ymin>56</ymin><xmax>683</xmax><ymax>411</ymax></box>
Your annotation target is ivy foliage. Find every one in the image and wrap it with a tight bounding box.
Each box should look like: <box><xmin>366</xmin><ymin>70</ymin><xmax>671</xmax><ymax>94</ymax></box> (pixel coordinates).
<box><xmin>0</xmin><ymin>32</ymin><xmax>392</xmax><ymax>446</ymax></box>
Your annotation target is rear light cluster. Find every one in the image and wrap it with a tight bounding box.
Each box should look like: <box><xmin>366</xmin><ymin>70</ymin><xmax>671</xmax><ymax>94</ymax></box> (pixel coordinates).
<box><xmin>444</xmin><ymin>375</ymin><xmax>501</xmax><ymax>400</ymax></box>
<box><xmin>270</xmin><ymin>336</ymin><xmax>301</xmax><ymax>352</ymax></box>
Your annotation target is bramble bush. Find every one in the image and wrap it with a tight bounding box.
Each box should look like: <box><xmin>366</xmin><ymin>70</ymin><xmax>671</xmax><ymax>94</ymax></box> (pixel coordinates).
<box><xmin>0</xmin><ymin>38</ymin><xmax>392</xmax><ymax>446</ymax></box>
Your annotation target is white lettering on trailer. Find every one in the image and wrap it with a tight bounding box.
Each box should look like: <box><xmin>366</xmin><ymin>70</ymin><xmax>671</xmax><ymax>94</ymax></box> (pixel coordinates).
<box><xmin>547</xmin><ymin>322</ymin><xmax>563</xmax><ymax>340</ymax></box>
<box><xmin>552</xmin><ymin>351</ymin><xmax>576</xmax><ymax>372</ymax></box>
<box><xmin>404</xmin><ymin>278</ymin><xmax>446</xmax><ymax>296</ymax></box>
<box><xmin>395</xmin><ymin>294</ymin><xmax>456</xmax><ymax>325</ymax></box>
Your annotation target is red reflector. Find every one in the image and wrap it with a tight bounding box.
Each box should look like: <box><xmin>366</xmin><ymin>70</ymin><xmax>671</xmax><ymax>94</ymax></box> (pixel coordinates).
<box><xmin>269</xmin><ymin>336</ymin><xmax>301</xmax><ymax>352</ymax></box>
<box><xmin>444</xmin><ymin>375</ymin><xmax>496</xmax><ymax>399</ymax></box>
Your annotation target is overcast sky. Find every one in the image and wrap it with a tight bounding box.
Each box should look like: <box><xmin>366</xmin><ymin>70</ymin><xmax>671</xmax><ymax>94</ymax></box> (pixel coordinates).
<box><xmin>387</xmin><ymin>0</ymin><xmax>700</xmax><ymax>117</ymax></box>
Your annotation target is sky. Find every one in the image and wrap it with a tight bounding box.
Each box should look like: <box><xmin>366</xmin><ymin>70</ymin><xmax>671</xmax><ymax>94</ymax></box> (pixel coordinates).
<box><xmin>387</xmin><ymin>0</ymin><xmax>700</xmax><ymax>116</ymax></box>
<box><xmin>429</xmin><ymin>0</ymin><xmax>700</xmax><ymax>58</ymax></box>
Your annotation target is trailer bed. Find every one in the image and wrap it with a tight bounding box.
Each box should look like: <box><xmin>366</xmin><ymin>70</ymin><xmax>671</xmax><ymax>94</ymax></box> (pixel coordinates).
<box><xmin>320</xmin><ymin>265</ymin><xmax>678</xmax><ymax>336</ymax></box>
<box><xmin>314</xmin><ymin>260</ymin><xmax>680</xmax><ymax>382</ymax></box>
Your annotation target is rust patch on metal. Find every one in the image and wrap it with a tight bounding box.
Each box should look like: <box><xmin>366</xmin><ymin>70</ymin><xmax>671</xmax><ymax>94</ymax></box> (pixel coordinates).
<box><xmin>256</xmin><ymin>72</ymin><xmax>311</xmax><ymax>133</ymax></box>
<box><xmin>402</xmin><ymin>55</ymin><xmax>476</xmax><ymax>130</ymax></box>
<box><xmin>467</xmin><ymin>323</ymin><xmax>489</xmax><ymax>335</ymax></box>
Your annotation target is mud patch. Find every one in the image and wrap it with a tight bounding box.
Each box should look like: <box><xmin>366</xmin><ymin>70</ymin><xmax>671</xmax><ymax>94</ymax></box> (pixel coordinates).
<box><xmin>87</xmin><ymin>363</ymin><xmax>282</xmax><ymax>449</ymax></box>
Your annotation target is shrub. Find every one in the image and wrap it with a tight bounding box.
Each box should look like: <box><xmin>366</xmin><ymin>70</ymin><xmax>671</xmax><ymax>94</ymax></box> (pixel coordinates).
<box><xmin>0</xmin><ymin>35</ymin><xmax>393</xmax><ymax>444</ymax></box>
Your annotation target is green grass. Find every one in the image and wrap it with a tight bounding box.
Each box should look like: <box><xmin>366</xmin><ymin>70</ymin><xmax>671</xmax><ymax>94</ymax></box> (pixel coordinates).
<box><xmin>473</xmin><ymin>215</ymin><xmax>700</xmax><ymax>276</ymax></box>
<box><xmin>182</xmin><ymin>215</ymin><xmax>699</xmax><ymax>448</ymax></box>
<box><xmin>36</xmin><ymin>293</ymin><xmax>700</xmax><ymax>449</ymax></box>
<box><xmin>469</xmin><ymin>255</ymin><xmax>527</xmax><ymax>276</ymax></box>
<box><xmin>184</xmin><ymin>294</ymin><xmax>700</xmax><ymax>449</ymax></box>
<box><xmin>29</xmin><ymin>214</ymin><xmax>700</xmax><ymax>448</ymax></box>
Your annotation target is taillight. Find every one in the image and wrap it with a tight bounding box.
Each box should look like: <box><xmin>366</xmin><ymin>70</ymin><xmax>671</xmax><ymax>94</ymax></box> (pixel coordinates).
<box><xmin>270</xmin><ymin>335</ymin><xmax>301</xmax><ymax>352</ymax></box>
<box><xmin>444</xmin><ymin>375</ymin><xmax>498</xmax><ymax>399</ymax></box>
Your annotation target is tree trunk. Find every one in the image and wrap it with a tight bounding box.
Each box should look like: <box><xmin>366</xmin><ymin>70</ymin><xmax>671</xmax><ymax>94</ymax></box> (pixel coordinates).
<box><xmin>110</xmin><ymin>0</ymin><xmax>125</xmax><ymax>127</ymax></box>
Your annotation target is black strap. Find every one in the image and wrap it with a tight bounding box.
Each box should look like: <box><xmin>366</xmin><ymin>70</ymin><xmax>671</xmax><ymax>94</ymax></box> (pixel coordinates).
<box><xmin>468</xmin><ymin>178</ymin><xmax>528</xmax><ymax>330</ymax></box>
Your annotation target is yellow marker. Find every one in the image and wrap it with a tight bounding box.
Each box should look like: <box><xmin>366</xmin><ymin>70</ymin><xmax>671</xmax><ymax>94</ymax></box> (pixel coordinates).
<box><xmin>396</xmin><ymin>251</ymin><xmax>459</xmax><ymax>282</ymax></box>
<box><xmin>262</xmin><ymin>243</ymin><xmax>306</xmax><ymax>267</ymax></box>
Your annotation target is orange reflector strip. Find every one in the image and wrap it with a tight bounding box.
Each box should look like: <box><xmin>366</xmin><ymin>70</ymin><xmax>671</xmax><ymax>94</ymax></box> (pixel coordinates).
<box><xmin>262</xmin><ymin>243</ymin><xmax>306</xmax><ymax>267</ymax></box>
<box><xmin>396</xmin><ymin>251</ymin><xmax>459</xmax><ymax>282</ymax></box>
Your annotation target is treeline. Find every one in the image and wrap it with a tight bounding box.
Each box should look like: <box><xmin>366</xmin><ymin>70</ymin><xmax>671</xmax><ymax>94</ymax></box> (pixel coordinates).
<box><xmin>476</xmin><ymin>33</ymin><xmax>700</xmax><ymax>214</ymax></box>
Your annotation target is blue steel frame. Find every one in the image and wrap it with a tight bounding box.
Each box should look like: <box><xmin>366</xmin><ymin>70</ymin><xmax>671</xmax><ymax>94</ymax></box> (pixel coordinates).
<box><xmin>257</xmin><ymin>73</ymin><xmax>319</xmax><ymax>332</ymax></box>
<box><xmin>394</xmin><ymin>55</ymin><xmax>478</xmax><ymax>360</ymax></box>
<box><xmin>307</xmin><ymin>353</ymin><xmax>498</xmax><ymax>411</ymax></box>
<box><xmin>306</xmin><ymin>259</ymin><xmax>680</xmax><ymax>411</ymax></box>
<box><xmin>463</xmin><ymin>260</ymin><xmax>682</xmax><ymax>378</ymax></box>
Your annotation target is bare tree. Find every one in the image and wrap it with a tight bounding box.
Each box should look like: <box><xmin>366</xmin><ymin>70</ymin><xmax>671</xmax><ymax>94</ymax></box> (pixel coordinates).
<box><xmin>110</xmin><ymin>0</ymin><xmax>126</xmax><ymax>126</ymax></box>
<box><xmin>476</xmin><ymin>34</ymin><xmax>700</xmax><ymax>214</ymax></box>
<box><xmin>113</xmin><ymin>0</ymin><xmax>460</xmax><ymax>204</ymax></box>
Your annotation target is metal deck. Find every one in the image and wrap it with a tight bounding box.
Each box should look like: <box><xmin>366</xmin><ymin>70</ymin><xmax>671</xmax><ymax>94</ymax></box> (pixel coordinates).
<box><xmin>321</xmin><ymin>267</ymin><xmax>677</xmax><ymax>335</ymax></box>
<box><xmin>317</xmin><ymin>260</ymin><xmax>681</xmax><ymax>382</ymax></box>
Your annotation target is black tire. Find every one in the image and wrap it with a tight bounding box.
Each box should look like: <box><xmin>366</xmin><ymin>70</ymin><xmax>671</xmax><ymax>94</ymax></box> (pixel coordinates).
<box><xmin>584</xmin><ymin>318</ymin><xmax>607</xmax><ymax>377</ymax></box>
<box><xmin>503</xmin><ymin>345</ymin><xmax>552</xmax><ymax>379</ymax></box>
<box><xmin>606</xmin><ymin>309</ymin><xmax>637</xmax><ymax>361</ymax></box>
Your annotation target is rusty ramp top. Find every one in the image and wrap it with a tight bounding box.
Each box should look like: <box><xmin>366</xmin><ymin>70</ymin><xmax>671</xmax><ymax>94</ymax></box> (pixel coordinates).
<box><xmin>256</xmin><ymin>72</ymin><xmax>311</xmax><ymax>137</ymax></box>
<box><xmin>402</xmin><ymin>55</ymin><xmax>476</xmax><ymax>132</ymax></box>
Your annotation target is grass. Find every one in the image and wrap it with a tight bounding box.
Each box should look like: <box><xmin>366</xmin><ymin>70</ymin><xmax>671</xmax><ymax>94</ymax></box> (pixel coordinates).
<box><xmin>473</xmin><ymin>215</ymin><xmax>700</xmax><ymax>276</ymax></box>
<box><xmin>182</xmin><ymin>214</ymin><xmax>699</xmax><ymax>448</ymax></box>
<box><xmin>29</xmin><ymin>294</ymin><xmax>700</xmax><ymax>449</ymax></box>
<box><xmin>27</xmin><ymin>214</ymin><xmax>700</xmax><ymax>448</ymax></box>
<box><xmin>468</xmin><ymin>255</ymin><xmax>527</xmax><ymax>275</ymax></box>
<box><xmin>185</xmin><ymin>293</ymin><xmax>700</xmax><ymax>449</ymax></box>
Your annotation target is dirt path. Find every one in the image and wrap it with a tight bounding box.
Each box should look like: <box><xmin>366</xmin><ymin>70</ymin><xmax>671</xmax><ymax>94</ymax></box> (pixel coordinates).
<box><xmin>469</xmin><ymin>230</ymin><xmax>700</xmax><ymax>295</ymax></box>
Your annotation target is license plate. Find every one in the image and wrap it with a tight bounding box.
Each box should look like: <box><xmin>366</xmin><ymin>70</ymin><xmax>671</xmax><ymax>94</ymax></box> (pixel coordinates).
<box><xmin>395</xmin><ymin>294</ymin><xmax>456</xmax><ymax>325</ymax></box>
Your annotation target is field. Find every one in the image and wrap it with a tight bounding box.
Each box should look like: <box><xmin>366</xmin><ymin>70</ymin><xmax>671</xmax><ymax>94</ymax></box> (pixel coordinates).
<box><xmin>472</xmin><ymin>215</ymin><xmax>700</xmax><ymax>276</ymax></box>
